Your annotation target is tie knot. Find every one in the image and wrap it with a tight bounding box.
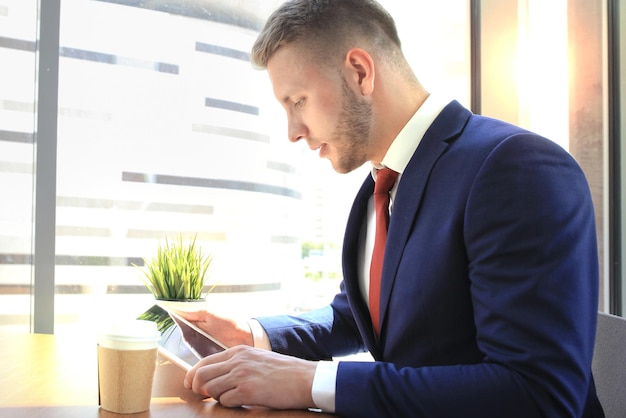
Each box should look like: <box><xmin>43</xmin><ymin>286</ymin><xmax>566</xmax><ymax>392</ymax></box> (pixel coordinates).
<box><xmin>374</xmin><ymin>168</ymin><xmax>398</xmax><ymax>195</ymax></box>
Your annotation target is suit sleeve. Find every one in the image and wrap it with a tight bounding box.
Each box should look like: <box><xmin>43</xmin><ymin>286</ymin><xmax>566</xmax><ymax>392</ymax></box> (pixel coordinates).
<box><xmin>255</xmin><ymin>281</ymin><xmax>367</xmax><ymax>360</ymax></box>
<box><xmin>333</xmin><ymin>134</ymin><xmax>599</xmax><ymax>417</ymax></box>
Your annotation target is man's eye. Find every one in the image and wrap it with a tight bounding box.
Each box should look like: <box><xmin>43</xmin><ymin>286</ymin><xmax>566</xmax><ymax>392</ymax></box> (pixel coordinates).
<box><xmin>294</xmin><ymin>98</ymin><xmax>305</xmax><ymax>108</ymax></box>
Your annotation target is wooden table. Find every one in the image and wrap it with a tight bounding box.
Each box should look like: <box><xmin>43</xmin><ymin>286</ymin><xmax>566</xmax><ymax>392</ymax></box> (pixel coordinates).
<box><xmin>0</xmin><ymin>333</ymin><xmax>333</xmax><ymax>418</ymax></box>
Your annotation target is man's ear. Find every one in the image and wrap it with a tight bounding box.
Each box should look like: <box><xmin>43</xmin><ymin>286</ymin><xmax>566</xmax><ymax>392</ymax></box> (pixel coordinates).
<box><xmin>344</xmin><ymin>48</ymin><xmax>375</xmax><ymax>96</ymax></box>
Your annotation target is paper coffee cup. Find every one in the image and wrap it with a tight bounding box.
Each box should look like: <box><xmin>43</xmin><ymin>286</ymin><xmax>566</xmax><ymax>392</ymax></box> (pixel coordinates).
<box><xmin>97</xmin><ymin>320</ymin><xmax>161</xmax><ymax>414</ymax></box>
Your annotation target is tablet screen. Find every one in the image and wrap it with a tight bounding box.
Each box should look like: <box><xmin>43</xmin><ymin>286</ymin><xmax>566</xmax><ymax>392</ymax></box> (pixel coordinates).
<box><xmin>139</xmin><ymin>302</ymin><xmax>227</xmax><ymax>371</ymax></box>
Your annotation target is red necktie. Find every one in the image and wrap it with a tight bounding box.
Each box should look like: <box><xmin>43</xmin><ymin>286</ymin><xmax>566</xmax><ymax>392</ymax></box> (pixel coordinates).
<box><xmin>369</xmin><ymin>168</ymin><xmax>398</xmax><ymax>336</ymax></box>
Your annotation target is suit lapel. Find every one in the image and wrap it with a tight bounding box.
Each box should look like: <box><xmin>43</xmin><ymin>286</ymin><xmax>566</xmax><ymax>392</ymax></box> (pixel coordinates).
<box><xmin>342</xmin><ymin>175</ymin><xmax>380</xmax><ymax>353</ymax></box>
<box><xmin>378</xmin><ymin>101</ymin><xmax>472</xmax><ymax>339</ymax></box>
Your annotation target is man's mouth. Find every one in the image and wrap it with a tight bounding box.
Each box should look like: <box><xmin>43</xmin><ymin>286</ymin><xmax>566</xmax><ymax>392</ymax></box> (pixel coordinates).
<box><xmin>317</xmin><ymin>144</ymin><xmax>327</xmax><ymax>158</ymax></box>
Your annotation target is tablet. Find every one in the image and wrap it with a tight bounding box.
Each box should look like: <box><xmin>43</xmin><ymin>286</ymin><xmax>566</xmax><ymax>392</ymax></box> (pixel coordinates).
<box><xmin>140</xmin><ymin>302</ymin><xmax>228</xmax><ymax>371</ymax></box>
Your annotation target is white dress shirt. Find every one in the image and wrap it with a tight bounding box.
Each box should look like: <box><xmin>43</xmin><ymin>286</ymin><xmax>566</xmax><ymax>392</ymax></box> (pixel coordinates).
<box><xmin>251</xmin><ymin>95</ymin><xmax>452</xmax><ymax>413</ymax></box>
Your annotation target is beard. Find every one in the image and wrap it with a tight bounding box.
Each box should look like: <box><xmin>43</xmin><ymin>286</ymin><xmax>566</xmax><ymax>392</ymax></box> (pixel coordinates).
<box><xmin>327</xmin><ymin>77</ymin><xmax>373</xmax><ymax>173</ymax></box>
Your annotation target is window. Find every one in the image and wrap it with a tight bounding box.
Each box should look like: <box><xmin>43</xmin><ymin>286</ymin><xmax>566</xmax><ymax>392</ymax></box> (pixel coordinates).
<box><xmin>614</xmin><ymin>0</ymin><xmax>626</xmax><ymax>312</ymax></box>
<box><xmin>478</xmin><ymin>0</ymin><xmax>613</xmax><ymax>312</ymax></box>
<box><xmin>0</xmin><ymin>0</ymin><xmax>37</xmax><ymax>332</ymax></box>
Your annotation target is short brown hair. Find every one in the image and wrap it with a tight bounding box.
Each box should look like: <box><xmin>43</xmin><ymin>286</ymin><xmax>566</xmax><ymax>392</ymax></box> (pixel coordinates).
<box><xmin>251</xmin><ymin>0</ymin><xmax>401</xmax><ymax>69</ymax></box>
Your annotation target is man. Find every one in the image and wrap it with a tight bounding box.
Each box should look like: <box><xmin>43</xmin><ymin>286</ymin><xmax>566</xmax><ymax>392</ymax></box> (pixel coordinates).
<box><xmin>179</xmin><ymin>0</ymin><xmax>605</xmax><ymax>416</ymax></box>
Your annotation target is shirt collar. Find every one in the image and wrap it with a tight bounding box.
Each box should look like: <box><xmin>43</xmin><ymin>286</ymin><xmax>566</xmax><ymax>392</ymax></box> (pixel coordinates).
<box><xmin>371</xmin><ymin>94</ymin><xmax>451</xmax><ymax>179</ymax></box>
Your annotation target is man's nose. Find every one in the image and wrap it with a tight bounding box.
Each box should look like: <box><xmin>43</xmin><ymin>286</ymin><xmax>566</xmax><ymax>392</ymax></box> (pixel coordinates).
<box><xmin>287</xmin><ymin>119</ymin><xmax>308</xmax><ymax>143</ymax></box>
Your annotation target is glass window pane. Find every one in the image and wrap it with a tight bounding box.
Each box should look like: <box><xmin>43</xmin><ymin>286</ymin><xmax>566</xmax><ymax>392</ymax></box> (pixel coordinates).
<box><xmin>55</xmin><ymin>0</ymin><xmax>292</xmax><ymax>333</ymax></box>
<box><xmin>480</xmin><ymin>0</ymin><xmax>609</xmax><ymax>311</ymax></box>
<box><xmin>0</xmin><ymin>0</ymin><xmax>38</xmax><ymax>333</ymax></box>
<box><xmin>565</xmin><ymin>0</ymin><xmax>608</xmax><ymax>311</ymax></box>
<box><xmin>617</xmin><ymin>0</ymin><xmax>626</xmax><ymax>313</ymax></box>
<box><xmin>381</xmin><ymin>0</ymin><xmax>471</xmax><ymax>107</ymax></box>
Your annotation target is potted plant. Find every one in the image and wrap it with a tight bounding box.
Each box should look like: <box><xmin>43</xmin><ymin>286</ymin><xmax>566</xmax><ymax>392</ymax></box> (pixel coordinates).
<box><xmin>136</xmin><ymin>234</ymin><xmax>216</xmax><ymax>333</ymax></box>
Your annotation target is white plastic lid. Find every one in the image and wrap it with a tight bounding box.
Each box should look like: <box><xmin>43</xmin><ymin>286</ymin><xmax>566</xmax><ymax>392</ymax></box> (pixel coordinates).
<box><xmin>98</xmin><ymin>319</ymin><xmax>161</xmax><ymax>350</ymax></box>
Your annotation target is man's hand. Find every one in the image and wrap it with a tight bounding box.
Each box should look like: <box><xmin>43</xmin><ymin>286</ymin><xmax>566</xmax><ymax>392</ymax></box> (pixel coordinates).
<box><xmin>184</xmin><ymin>345</ymin><xmax>318</xmax><ymax>410</ymax></box>
<box><xmin>167</xmin><ymin>304</ymin><xmax>254</xmax><ymax>348</ymax></box>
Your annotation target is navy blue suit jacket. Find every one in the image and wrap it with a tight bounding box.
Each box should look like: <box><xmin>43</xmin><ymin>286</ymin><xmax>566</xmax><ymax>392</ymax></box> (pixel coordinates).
<box><xmin>257</xmin><ymin>101</ymin><xmax>604</xmax><ymax>417</ymax></box>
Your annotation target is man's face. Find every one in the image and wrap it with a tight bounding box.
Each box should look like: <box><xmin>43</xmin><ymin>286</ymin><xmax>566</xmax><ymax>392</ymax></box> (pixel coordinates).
<box><xmin>267</xmin><ymin>45</ymin><xmax>372</xmax><ymax>173</ymax></box>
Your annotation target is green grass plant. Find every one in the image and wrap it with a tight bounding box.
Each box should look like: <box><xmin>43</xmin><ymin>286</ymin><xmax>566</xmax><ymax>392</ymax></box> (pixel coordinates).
<box><xmin>138</xmin><ymin>234</ymin><xmax>215</xmax><ymax>300</ymax></box>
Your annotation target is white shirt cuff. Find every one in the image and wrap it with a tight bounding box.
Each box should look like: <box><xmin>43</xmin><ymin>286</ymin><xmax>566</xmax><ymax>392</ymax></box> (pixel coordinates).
<box><xmin>311</xmin><ymin>360</ymin><xmax>338</xmax><ymax>413</ymax></box>
<box><xmin>247</xmin><ymin>319</ymin><xmax>271</xmax><ymax>350</ymax></box>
